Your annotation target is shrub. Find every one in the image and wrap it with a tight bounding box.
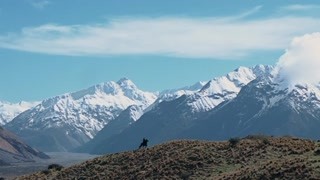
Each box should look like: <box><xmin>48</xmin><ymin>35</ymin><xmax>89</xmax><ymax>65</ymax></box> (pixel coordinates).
<box><xmin>314</xmin><ymin>149</ymin><xmax>320</xmax><ymax>156</ymax></box>
<box><xmin>48</xmin><ymin>164</ymin><xmax>64</xmax><ymax>171</ymax></box>
<box><xmin>262</xmin><ymin>138</ymin><xmax>270</xmax><ymax>145</ymax></box>
<box><xmin>229</xmin><ymin>137</ymin><xmax>240</xmax><ymax>147</ymax></box>
<box><xmin>245</xmin><ymin>134</ymin><xmax>270</xmax><ymax>146</ymax></box>
<box><xmin>41</xmin><ymin>170</ymin><xmax>50</xmax><ymax>175</ymax></box>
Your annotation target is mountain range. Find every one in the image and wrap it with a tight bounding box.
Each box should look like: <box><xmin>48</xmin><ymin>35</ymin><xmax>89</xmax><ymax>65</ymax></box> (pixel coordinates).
<box><xmin>2</xmin><ymin>64</ymin><xmax>320</xmax><ymax>154</ymax></box>
<box><xmin>88</xmin><ymin>64</ymin><xmax>320</xmax><ymax>154</ymax></box>
<box><xmin>82</xmin><ymin>65</ymin><xmax>275</xmax><ymax>154</ymax></box>
<box><xmin>4</xmin><ymin>78</ymin><xmax>157</xmax><ymax>152</ymax></box>
<box><xmin>180</xmin><ymin>75</ymin><xmax>320</xmax><ymax>141</ymax></box>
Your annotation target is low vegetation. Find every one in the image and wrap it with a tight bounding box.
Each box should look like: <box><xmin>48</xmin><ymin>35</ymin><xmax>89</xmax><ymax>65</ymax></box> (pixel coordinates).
<box><xmin>228</xmin><ymin>137</ymin><xmax>240</xmax><ymax>147</ymax></box>
<box><xmin>16</xmin><ymin>136</ymin><xmax>320</xmax><ymax>179</ymax></box>
<box><xmin>47</xmin><ymin>164</ymin><xmax>64</xmax><ymax>171</ymax></box>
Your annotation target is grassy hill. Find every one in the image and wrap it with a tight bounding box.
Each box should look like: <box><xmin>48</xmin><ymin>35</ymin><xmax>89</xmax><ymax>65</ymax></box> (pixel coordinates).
<box><xmin>16</xmin><ymin>136</ymin><xmax>320</xmax><ymax>179</ymax></box>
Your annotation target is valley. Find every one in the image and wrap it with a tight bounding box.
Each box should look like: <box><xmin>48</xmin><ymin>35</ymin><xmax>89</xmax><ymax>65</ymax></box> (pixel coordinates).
<box><xmin>0</xmin><ymin>152</ymin><xmax>99</xmax><ymax>179</ymax></box>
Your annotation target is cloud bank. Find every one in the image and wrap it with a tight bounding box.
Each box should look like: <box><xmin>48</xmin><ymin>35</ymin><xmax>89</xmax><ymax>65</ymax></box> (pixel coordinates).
<box><xmin>1</xmin><ymin>8</ymin><xmax>320</xmax><ymax>58</ymax></box>
<box><xmin>275</xmin><ymin>33</ymin><xmax>320</xmax><ymax>86</ymax></box>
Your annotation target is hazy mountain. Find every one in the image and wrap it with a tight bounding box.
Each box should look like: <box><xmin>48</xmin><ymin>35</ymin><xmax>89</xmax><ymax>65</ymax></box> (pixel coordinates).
<box><xmin>0</xmin><ymin>126</ymin><xmax>49</xmax><ymax>165</ymax></box>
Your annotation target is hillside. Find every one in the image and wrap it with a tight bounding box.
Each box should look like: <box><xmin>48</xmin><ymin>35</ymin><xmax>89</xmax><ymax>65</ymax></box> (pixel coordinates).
<box><xmin>0</xmin><ymin>127</ymin><xmax>49</xmax><ymax>165</ymax></box>
<box><xmin>17</xmin><ymin>136</ymin><xmax>320</xmax><ymax>179</ymax></box>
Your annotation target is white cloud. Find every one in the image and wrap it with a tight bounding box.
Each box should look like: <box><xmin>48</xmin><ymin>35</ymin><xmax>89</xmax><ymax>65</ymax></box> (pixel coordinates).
<box><xmin>29</xmin><ymin>0</ymin><xmax>50</xmax><ymax>9</ymax></box>
<box><xmin>282</xmin><ymin>4</ymin><xmax>320</xmax><ymax>11</ymax></box>
<box><xmin>275</xmin><ymin>33</ymin><xmax>320</xmax><ymax>86</ymax></box>
<box><xmin>1</xmin><ymin>9</ymin><xmax>320</xmax><ymax>59</ymax></box>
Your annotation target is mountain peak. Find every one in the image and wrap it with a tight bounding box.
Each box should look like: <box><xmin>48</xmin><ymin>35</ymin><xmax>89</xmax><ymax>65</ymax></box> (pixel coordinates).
<box><xmin>234</xmin><ymin>66</ymin><xmax>249</xmax><ymax>72</ymax></box>
<box><xmin>117</xmin><ymin>78</ymin><xmax>137</xmax><ymax>89</ymax></box>
<box><xmin>117</xmin><ymin>77</ymin><xmax>131</xmax><ymax>84</ymax></box>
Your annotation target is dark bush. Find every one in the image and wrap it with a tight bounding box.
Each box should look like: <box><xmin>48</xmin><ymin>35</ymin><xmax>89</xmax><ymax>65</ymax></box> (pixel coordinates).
<box><xmin>314</xmin><ymin>149</ymin><xmax>320</xmax><ymax>156</ymax></box>
<box><xmin>41</xmin><ymin>170</ymin><xmax>50</xmax><ymax>175</ymax></box>
<box><xmin>262</xmin><ymin>138</ymin><xmax>270</xmax><ymax>145</ymax></box>
<box><xmin>245</xmin><ymin>134</ymin><xmax>270</xmax><ymax>145</ymax></box>
<box><xmin>229</xmin><ymin>137</ymin><xmax>240</xmax><ymax>147</ymax></box>
<box><xmin>48</xmin><ymin>163</ymin><xmax>64</xmax><ymax>171</ymax></box>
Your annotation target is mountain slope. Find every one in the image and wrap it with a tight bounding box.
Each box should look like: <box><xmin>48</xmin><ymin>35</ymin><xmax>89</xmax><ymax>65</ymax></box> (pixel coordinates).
<box><xmin>158</xmin><ymin>81</ymin><xmax>207</xmax><ymax>102</ymax></box>
<box><xmin>77</xmin><ymin>105</ymin><xmax>144</xmax><ymax>153</ymax></box>
<box><xmin>182</xmin><ymin>76</ymin><xmax>320</xmax><ymax>140</ymax></box>
<box><xmin>5</xmin><ymin>78</ymin><xmax>157</xmax><ymax>152</ymax></box>
<box><xmin>0</xmin><ymin>126</ymin><xmax>49</xmax><ymax>165</ymax></box>
<box><xmin>0</xmin><ymin>101</ymin><xmax>39</xmax><ymax>125</ymax></box>
<box><xmin>18</xmin><ymin>136</ymin><xmax>320</xmax><ymax>179</ymax></box>
<box><xmin>86</xmin><ymin>65</ymin><xmax>273</xmax><ymax>154</ymax></box>
<box><xmin>187</xmin><ymin>65</ymin><xmax>273</xmax><ymax>112</ymax></box>
<box><xmin>78</xmin><ymin>81</ymin><xmax>207</xmax><ymax>153</ymax></box>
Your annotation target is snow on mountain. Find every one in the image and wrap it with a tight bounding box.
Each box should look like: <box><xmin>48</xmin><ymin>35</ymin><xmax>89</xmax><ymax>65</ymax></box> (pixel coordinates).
<box><xmin>146</xmin><ymin>65</ymin><xmax>273</xmax><ymax>116</ymax></box>
<box><xmin>159</xmin><ymin>81</ymin><xmax>208</xmax><ymax>101</ymax></box>
<box><xmin>147</xmin><ymin>65</ymin><xmax>273</xmax><ymax>114</ymax></box>
<box><xmin>127</xmin><ymin>104</ymin><xmax>145</xmax><ymax>121</ymax></box>
<box><xmin>253</xmin><ymin>71</ymin><xmax>320</xmax><ymax>114</ymax></box>
<box><xmin>187</xmin><ymin>65</ymin><xmax>274</xmax><ymax>112</ymax></box>
<box><xmin>0</xmin><ymin>101</ymin><xmax>39</xmax><ymax>125</ymax></box>
<box><xmin>5</xmin><ymin>78</ymin><xmax>157</xmax><ymax>152</ymax></box>
<box><xmin>77</xmin><ymin>104</ymin><xmax>145</xmax><ymax>153</ymax></box>
<box><xmin>87</xmin><ymin>65</ymin><xmax>275</xmax><ymax>154</ymax></box>
<box><xmin>182</xmin><ymin>73</ymin><xmax>320</xmax><ymax>141</ymax></box>
<box><xmin>144</xmin><ymin>81</ymin><xmax>207</xmax><ymax>113</ymax></box>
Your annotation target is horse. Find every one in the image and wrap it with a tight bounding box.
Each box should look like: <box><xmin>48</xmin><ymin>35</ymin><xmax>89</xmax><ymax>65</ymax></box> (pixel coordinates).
<box><xmin>139</xmin><ymin>138</ymin><xmax>149</xmax><ymax>149</ymax></box>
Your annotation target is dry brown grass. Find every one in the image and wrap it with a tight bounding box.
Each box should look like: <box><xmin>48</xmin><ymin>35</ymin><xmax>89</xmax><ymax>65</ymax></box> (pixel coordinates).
<box><xmin>15</xmin><ymin>136</ymin><xmax>320</xmax><ymax>180</ymax></box>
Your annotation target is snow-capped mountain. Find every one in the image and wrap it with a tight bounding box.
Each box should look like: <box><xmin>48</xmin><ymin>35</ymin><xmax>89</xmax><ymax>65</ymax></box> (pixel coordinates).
<box><xmin>151</xmin><ymin>65</ymin><xmax>273</xmax><ymax>113</ymax></box>
<box><xmin>78</xmin><ymin>81</ymin><xmax>209</xmax><ymax>153</ymax></box>
<box><xmin>85</xmin><ymin>65</ymin><xmax>274</xmax><ymax>154</ymax></box>
<box><xmin>0</xmin><ymin>101</ymin><xmax>39</xmax><ymax>125</ymax></box>
<box><xmin>159</xmin><ymin>81</ymin><xmax>207</xmax><ymax>102</ymax></box>
<box><xmin>5</xmin><ymin>78</ymin><xmax>157</xmax><ymax>152</ymax></box>
<box><xmin>77</xmin><ymin>104</ymin><xmax>144</xmax><ymax>153</ymax></box>
<box><xmin>144</xmin><ymin>81</ymin><xmax>207</xmax><ymax>113</ymax></box>
<box><xmin>85</xmin><ymin>64</ymin><xmax>320</xmax><ymax>154</ymax></box>
<box><xmin>181</xmin><ymin>65</ymin><xmax>273</xmax><ymax>113</ymax></box>
<box><xmin>181</xmin><ymin>73</ymin><xmax>320</xmax><ymax>140</ymax></box>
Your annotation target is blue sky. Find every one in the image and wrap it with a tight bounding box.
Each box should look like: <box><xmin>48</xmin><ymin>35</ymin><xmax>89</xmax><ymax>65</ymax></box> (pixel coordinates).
<box><xmin>1</xmin><ymin>0</ymin><xmax>320</xmax><ymax>102</ymax></box>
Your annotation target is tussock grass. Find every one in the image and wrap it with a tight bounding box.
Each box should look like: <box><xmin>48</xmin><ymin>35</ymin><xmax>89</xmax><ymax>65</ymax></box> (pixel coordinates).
<box><xmin>16</xmin><ymin>136</ymin><xmax>320</xmax><ymax>179</ymax></box>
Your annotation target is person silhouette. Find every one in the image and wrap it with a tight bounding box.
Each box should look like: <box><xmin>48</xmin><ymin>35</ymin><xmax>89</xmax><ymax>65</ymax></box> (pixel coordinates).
<box><xmin>139</xmin><ymin>138</ymin><xmax>149</xmax><ymax>149</ymax></box>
